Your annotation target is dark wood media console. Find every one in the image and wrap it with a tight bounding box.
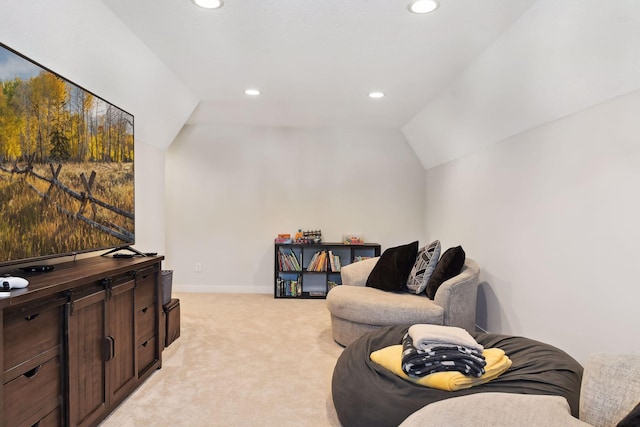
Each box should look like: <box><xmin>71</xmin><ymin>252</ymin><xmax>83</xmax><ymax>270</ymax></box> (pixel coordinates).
<box><xmin>0</xmin><ymin>255</ymin><xmax>165</xmax><ymax>427</ymax></box>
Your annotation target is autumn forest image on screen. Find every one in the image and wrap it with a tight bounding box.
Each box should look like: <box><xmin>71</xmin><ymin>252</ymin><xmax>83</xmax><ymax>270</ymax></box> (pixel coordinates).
<box><xmin>0</xmin><ymin>43</ymin><xmax>134</xmax><ymax>265</ymax></box>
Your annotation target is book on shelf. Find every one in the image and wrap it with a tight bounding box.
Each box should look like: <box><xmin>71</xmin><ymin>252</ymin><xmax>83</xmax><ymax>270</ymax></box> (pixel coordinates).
<box><xmin>305</xmin><ymin>250</ymin><xmax>342</xmax><ymax>272</ymax></box>
<box><xmin>306</xmin><ymin>251</ymin><xmax>319</xmax><ymax>271</ymax></box>
<box><xmin>275</xmin><ymin>234</ymin><xmax>292</xmax><ymax>244</ymax></box>
<box><xmin>320</xmin><ymin>251</ymin><xmax>328</xmax><ymax>271</ymax></box>
<box><xmin>276</xmin><ymin>276</ymin><xmax>302</xmax><ymax>297</ymax></box>
<box><xmin>308</xmin><ymin>291</ymin><xmax>326</xmax><ymax>297</ymax></box>
<box><xmin>277</xmin><ymin>247</ymin><xmax>301</xmax><ymax>271</ymax></box>
<box><xmin>352</xmin><ymin>256</ymin><xmax>373</xmax><ymax>263</ymax></box>
<box><xmin>330</xmin><ymin>252</ymin><xmax>341</xmax><ymax>272</ymax></box>
<box><xmin>274</xmin><ymin>237</ymin><xmax>292</xmax><ymax>243</ymax></box>
<box><xmin>307</xmin><ymin>250</ymin><xmax>328</xmax><ymax>272</ymax></box>
<box><xmin>328</xmin><ymin>250</ymin><xmax>336</xmax><ymax>272</ymax></box>
<box><xmin>313</xmin><ymin>251</ymin><xmax>322</xmax><ymax>272</ymax></box>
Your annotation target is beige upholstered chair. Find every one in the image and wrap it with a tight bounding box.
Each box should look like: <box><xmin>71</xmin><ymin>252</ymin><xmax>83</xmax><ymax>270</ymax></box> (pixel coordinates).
<box><xmin>399</xmin><ymin>354</ymin><xmax>640</xmax><ymax>427</ymax></box>
<box><xmin>326</xmin><ymin>258</ymin><xmax>480</xmax><ymax>346</ymax></box>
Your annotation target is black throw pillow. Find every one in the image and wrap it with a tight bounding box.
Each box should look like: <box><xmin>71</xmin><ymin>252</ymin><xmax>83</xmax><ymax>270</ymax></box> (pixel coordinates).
<box><xmin>366</xmin><ymin>241</ymin><xmax>419</xmax><ymax>292</ymax></box>
<box><xmin>425</xmin><ymin>246</ymin><xmax>465</xmax><ymax>299</ymax></box>
<box><xmin>617</xmin><ymin>402</ymin><xmax>640</xmax><ymax>427</ymax></box>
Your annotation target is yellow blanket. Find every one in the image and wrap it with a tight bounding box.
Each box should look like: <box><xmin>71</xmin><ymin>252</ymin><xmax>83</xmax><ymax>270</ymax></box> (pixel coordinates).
<box><xmin>370</xmin><ymin>345</ymin><xmax>512</xmax><ymax>391</ymax></box>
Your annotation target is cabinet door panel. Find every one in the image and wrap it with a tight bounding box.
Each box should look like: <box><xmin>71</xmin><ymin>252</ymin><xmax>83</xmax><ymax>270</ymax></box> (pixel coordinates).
<box><xmin>107</xmin><ymin>279</ymin><xmax>137</xmax><ymax>405</ymax></box>
<box><xmin>67</xmin><ymin>290</ymin><xmax>108</xmax><ymax>427</ymax></box>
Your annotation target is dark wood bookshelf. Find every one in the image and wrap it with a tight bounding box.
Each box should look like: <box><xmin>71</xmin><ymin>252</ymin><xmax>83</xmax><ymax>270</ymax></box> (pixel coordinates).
<box><xmin>274</xmin><ymin>242</ymin><xmax>380</xmax><ymax>299</ymax></box>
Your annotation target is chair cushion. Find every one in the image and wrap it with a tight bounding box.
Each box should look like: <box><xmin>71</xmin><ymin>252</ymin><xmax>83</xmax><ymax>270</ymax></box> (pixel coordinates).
<box><xmin>326</xmin><ymin>286</ymin><xmax>444</xmax><ymax>326</ymax></box>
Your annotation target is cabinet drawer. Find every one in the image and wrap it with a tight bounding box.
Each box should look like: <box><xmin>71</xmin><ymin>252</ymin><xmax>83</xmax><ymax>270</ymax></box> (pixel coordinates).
<box><xmin>4</xmin><ymin>355</ymin><xmax>62</xmax><ymax>427</ymax></box>
<box><xmin>4</xmin><ymin>305</ymin><xmax>62</xmax><ymax>373</ymax></box>
<box><xmin>30</xmin><ymin>405</ymin><xmax>61</xmax><ymax>427</ymax></box>
<box><xmin>137</xmin><ymin>302</ymin><xmax>156</xmax><ymax>344</ymax></box>
<box><xmin>136</xmin><ymin>267</ymin><xmax>158</xmax><ymax>310</ymax></box>
<box><xmin>137</xmin><ymin>337</ymin><xmax>157</xmax><ymax>375</ymax></box>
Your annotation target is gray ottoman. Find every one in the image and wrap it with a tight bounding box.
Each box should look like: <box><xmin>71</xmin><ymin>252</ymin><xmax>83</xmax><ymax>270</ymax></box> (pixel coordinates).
<box><xmin>331</xmin><ymin>325</ymin><xmax>583</xmax><ymax>427</ymax></box>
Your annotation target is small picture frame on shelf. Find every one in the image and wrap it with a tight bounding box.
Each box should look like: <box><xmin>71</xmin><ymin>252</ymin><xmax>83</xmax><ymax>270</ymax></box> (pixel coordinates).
<box><xmin>342</xmin><ymin>234</ymin><xmax>364</xmax><ymax>244</ymax></box>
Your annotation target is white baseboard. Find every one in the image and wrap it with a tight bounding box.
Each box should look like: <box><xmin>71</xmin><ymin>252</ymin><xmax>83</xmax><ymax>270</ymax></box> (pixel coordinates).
<box><xmin>173</xmin><ymin>284</ymin><xmax>272</xmax><ymax>294</ymax></box>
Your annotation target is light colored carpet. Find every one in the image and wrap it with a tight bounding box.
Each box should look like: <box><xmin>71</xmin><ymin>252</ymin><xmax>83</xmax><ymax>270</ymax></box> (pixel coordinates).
<box><xmin>100</xmin><ymin>293</ymin><xmax>344</xmax><ymax>427</ymax></box>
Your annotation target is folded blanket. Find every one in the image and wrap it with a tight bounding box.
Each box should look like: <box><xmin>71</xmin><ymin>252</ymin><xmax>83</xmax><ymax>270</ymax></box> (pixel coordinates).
<box><xmin>403</xmin><ymin>359</ymin><xmax>484</xmax><ymax>377</ymax></box>
<box><xmin>371</xmin><ymin>345</ymin><xmax>512</xmax><ymax>391</ymax></box>
<box><xmin>402</xmin><ymin>332</ymin><xmax>486</xmax><ymax>377</ymax></box>
<box><xmin>409</xmin><ymin>324</ymin><xmax>484</xmax><ymax>353</ymax></box>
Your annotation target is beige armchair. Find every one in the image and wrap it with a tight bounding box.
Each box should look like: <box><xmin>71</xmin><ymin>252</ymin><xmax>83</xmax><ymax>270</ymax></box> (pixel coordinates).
<box><xmin>326</xmin><ymin>257</ymin><xmax>480</xmax><ymax>346</ymax></box>
<box><xmin>399</xmin><ymin>353</ymin><xmax>640</xmax><ymax>427</ymax></box>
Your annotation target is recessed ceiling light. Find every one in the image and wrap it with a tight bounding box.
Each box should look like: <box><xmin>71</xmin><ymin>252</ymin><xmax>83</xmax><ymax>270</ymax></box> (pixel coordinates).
<box><xmin>408</xmin><ymin>0</ymin><xmax>439</xmax><ymax>14</ymax></box>
<box><xmin>245</xmin><ymin>89</ymin><xmax>261</xmax><ymax>96</ymax></box>
<box><xmin>192</xmin><ymin>0</ymin><xmax>223</xmax><ymax>9</ymax></box>
<box><xmin>368</xmin><ymin>92</ymin><xmax>385</xmax><ymax>99</ymax></box>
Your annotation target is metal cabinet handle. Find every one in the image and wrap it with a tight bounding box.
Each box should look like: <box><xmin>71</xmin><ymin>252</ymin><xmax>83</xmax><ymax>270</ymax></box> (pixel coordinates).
<box><xmin>105</xmin><ymin>336</ymin><xmax>115</xmax><ymax>361</ymax></box>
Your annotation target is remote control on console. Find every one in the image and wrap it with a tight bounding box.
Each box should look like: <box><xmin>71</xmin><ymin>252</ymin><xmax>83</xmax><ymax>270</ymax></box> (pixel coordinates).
<box><xmin>0</xmin><ymin>276</ymin><xmax>29</xmax><ymax>291</ymax></box>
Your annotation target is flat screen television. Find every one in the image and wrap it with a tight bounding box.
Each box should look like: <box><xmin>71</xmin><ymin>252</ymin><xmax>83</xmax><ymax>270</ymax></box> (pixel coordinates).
<box><xmin>0</xmin><ymin>42</ymin><xmax>135</xmax><ymax>268</ymax></box>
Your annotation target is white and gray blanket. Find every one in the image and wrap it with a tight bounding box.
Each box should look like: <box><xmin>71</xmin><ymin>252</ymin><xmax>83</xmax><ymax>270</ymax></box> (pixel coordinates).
<box><xmin>401</xmin><ymin>331</ymin><xmax>486</xmax><ymax>377</ymax></box>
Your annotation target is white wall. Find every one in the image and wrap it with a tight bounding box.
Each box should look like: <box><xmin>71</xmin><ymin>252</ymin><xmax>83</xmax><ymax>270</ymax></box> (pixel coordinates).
<box><xmin>165</xmin><ymin>125</ymin><xmax>426</xmax><ymax>293</ymax></box>
<box><xmin>403</xmin><ymin>0</ymin><xmax>640</xmax><ymax>364</ymax></box>
<box><xmin>423</xmin><ymin>85</ymin><xmax>640</xmax><ymax>365</ymax></box>
<box><xmin>134</xmin><ymin>142</ymin><xmax>167</xmax><ymax>254</ymax></box>
<box><xmin>403</xmin><ymin>0</ymin><xmax>640</xmax><ymax>170</ymax></box>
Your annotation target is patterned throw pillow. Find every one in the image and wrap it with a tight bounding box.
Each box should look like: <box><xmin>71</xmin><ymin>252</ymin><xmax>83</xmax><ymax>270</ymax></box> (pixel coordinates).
<box><xmin>406</xmin><ymin>240</ymin><xmax>441</xmax><ymax>294</ymax></box>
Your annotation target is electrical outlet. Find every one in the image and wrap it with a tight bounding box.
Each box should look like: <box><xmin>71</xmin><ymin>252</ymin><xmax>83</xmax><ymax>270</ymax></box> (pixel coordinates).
<box><xmin>195</xmin><ymin>263</ymin><xmax>202</xmax><ymax>273</ymax></box>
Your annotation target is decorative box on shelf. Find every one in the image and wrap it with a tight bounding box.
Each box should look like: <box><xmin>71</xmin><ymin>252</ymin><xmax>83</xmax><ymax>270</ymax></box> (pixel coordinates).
<box><xmin>342</xmin><ymin>234</ymin><xmax>365</xmax><ymax>244</ymax></box>
<box><xmin>274</xmin><ymin>233</ymin><xmax>293</xmax><ymax>244</ymax></box>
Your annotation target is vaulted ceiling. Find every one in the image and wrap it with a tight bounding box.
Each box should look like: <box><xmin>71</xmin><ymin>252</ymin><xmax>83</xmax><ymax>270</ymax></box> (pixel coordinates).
<box><xmin>102</xmin><ymin>0</ymin><xmax>536</xmax><ymax>129</ymax></box>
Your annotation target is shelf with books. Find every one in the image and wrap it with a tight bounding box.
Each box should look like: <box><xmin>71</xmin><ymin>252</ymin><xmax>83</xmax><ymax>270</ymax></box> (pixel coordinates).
<box><xmin>274</xmin><ymin>242</ymin><xmax>381</xmax><ymax>299</ymax></box>
<box><xmin>275</xmin><ymin>275</ymin><xmax>302</xmax><ymax>297</ymax></box>
<box><xmin>276</xmin><ymin>246</ymin><xmax>302</xmax><ymax>272</ymax></box>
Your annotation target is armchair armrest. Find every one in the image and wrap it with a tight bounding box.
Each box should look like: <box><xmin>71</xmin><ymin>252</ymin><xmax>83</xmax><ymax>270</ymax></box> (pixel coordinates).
<box><xmin>580</xmin><ymin>354</ymin><xmax>640</xmax><ymax>427</ymax></box>
<box><xmin>399</xmin><ymin>392</ymin><xmax>587</xmax><ymax>427</ymax></box>
<box><xmin>433</xmin><ymin>259</ymin><xmax>480</xmax><ymax>331</ymax></box>
<box><xmin>340</xmin><ymin>257</ymin><xmax>379</xmax><ymax>287</ymax></box>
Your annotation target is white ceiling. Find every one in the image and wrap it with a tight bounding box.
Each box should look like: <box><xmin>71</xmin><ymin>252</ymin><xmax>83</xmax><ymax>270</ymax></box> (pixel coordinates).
<box><xmin>102</xmin><ymin>0</ymin><xmax>536</xmax><ymax>129</ymax></box>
